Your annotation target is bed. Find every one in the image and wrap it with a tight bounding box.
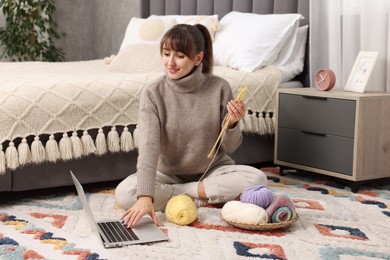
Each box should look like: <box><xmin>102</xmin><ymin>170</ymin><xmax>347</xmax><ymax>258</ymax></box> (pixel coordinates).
<box><xmin>0</xmin><ymin>0</ymin><xmax>310</xmax><ymax>192</ymax></box>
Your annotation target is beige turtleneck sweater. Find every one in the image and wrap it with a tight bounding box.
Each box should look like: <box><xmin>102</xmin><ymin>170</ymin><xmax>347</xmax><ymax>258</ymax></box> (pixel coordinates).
<box><xmin>136</xmin><ymin>65</ymin><xmax>243</xmax><ymax>198</ymax></box>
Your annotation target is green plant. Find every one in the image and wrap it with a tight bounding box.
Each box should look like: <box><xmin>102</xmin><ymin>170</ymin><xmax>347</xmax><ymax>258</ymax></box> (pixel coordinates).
<box><xmin>0</xmin><ymin>0</ymin><xmax>65</xmax><ymax>61</ymax></box>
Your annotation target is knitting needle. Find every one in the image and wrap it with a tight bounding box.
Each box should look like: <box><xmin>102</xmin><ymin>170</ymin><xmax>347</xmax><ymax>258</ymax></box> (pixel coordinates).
<box><xmin>207</xmin><ymin>86</ymin><xmax>248</xmax><ymax>159</ymax></box>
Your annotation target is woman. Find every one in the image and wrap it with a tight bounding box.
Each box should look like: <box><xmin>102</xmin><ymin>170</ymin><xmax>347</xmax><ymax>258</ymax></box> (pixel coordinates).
<box><xmin>115</xmin><ymin>24</ymin><xmax>267</xmax><ymax>227</ymax></box>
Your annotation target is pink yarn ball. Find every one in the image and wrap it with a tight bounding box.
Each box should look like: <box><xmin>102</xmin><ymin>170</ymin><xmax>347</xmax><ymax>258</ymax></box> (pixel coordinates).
<box><xmin>240</xmin><ymin>185</ymin><xmax>273</xmax><ymax>208</ymax></box>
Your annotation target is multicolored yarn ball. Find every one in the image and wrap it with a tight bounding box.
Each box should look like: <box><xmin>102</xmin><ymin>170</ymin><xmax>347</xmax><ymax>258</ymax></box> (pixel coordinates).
<box><xmin>270</xmin><ymin>206</ymin><xmax>293</xmax><ymax>223</ymax></box>
<box><xmin>165</xmin><ymin>195</ymin><xmax>198</xmax><ymax>226</ymax></box>
<box><xmin>240</xmin><ymin>185</ymin><xmax>273</xmax><ymax>208</ymax></box>
<box><xmin>266</xmin><ymin>192</ymin><xmax>297</xmax><ymax>223</ymax></box>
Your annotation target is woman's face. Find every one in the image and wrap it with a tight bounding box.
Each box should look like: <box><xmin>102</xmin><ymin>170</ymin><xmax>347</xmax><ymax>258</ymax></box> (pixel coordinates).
<box><xmin>162</xmin><ymin>44</ymin><xmax>203</xmax><ymax>80</ymax></box>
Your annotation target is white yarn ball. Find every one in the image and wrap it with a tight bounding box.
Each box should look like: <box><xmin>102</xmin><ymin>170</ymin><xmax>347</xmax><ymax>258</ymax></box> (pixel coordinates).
<box><xmin>221</xmin><ymin>200</ymin><xmax>268</xmax><ymax>225</ymax></box>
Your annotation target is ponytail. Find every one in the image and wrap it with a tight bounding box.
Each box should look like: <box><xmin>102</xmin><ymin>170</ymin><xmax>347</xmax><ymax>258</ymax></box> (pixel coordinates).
<box><xmin>194</xmin><ymin>24</ymin><xmax>213</xmax><ymax>74</ymax></box>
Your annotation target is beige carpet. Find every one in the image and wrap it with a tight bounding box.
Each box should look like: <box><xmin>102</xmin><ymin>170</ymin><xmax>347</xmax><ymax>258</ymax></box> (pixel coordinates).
<box><xmin>0</xmin><ymin>167</ymin><xmax>389</xmax><ymax>260</ymax></box>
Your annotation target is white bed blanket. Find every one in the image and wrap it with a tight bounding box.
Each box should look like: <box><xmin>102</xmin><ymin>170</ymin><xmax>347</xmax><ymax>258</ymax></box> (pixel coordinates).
<box><xmin>0</xmin><ymin>60</ymin><xmax>281</xmax><ymax>172</ymax></box>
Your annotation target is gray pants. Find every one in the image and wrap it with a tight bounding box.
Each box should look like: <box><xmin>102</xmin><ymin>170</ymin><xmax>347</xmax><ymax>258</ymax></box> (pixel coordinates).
<box><xmin>115</xmin><ymin>165</ymin><xmax>267</xmax><ymax>211</ymax></box>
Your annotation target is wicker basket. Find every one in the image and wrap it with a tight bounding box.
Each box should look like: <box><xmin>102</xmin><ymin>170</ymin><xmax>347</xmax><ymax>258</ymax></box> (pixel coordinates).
<box><xmin>221</xmin><ymin>214</ymin><xmax>299</xmax><ymax>231</ymax></box>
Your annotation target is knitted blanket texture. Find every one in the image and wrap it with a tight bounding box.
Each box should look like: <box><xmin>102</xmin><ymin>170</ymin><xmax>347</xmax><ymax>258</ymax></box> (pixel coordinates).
<box><xmin>0</xmin><ymin>60</ymin><xmax>280</xmax><ymax>173</ymax></box>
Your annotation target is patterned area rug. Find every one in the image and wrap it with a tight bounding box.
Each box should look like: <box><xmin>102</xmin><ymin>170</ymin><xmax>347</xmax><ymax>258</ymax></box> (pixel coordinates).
<box><xmin>1</xmin><ymin>167</ymin><xmax>389</xmax><ymax>260</ymax></box>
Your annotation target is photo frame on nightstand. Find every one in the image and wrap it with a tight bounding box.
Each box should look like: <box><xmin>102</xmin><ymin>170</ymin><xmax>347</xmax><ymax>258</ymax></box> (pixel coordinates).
<box><xmin>344</xmin><ymin>51</ymin><xmax>379</xmax><ymax>93</ymax></box>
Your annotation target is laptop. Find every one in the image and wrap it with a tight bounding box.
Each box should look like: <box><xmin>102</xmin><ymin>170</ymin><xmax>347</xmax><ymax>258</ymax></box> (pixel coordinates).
<box><xmin>70</xmin><ymin>171</ymin><xmax>168</xmax><ymax>248</ymax></box>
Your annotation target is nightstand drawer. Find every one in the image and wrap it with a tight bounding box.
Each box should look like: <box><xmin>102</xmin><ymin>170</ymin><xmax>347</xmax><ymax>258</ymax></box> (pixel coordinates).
<box><xmin>277</xmin><ymin>127</ymin><xmax>354</xmax><ymax>175</ymax></box>
<box><xmin>279</xmin><ymin>94</ymin><xmax>356</xmax><ymax>138</ymax></box>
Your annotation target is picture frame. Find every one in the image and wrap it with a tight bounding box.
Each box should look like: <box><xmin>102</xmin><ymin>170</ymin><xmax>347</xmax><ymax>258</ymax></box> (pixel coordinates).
<box><xmin>344</xmin><ymin>51</ymin><xmax>379</xmax><ymax>93</ymax></box>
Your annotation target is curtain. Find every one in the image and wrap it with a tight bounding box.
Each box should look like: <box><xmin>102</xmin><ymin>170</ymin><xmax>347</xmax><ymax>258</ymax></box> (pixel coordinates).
<box><xmin>310</xmin><ymin>0</ymin><xmax>390</xmax><ymax>92</ymax></box>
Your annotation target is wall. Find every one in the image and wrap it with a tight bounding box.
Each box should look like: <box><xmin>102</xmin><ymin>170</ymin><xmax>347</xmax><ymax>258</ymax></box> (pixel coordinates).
<box><xmin>53</xmin><ymin>0</ymin><xmax>139</xmax><ymax>61</ymax></box>
<box><xmin>0</xmin><ymin>10</ymin><xmax>5</xmax><ymax>60</ymax></box>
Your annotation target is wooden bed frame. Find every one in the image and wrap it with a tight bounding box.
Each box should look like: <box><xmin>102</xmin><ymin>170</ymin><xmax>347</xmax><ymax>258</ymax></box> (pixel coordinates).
<box><xmin>0</xmin><ymin>0</ymin><xmax>310</xmax><ymax>192</ymax></box>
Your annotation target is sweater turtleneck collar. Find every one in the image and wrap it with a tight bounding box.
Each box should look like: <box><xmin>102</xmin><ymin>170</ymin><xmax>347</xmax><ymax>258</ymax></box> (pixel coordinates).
<box><xmin>166</xmin><ymin>64</ymin><xmax>206</xmax><ymax>93</ymax></box>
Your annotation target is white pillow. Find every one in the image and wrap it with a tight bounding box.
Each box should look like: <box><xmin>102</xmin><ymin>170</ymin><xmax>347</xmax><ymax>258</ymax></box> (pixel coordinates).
<box><xmin>275</xmin><ymin>25</ymin><xmax>308</xmax><ymax>82</ymax></box>
<box><xmin>213</xmin><ymin>12</ymin><xmax>303</xmax><ymax>72</ymax></box>
<box><xmin>148</xmin><ymin>15</ymin><xmax>221</xmax><ymax>40</ymax></box>
<box><xmin>119</xmin><ymin>17</ymin><xmax>176</xmax><ymax>51</ymax></box>
<box><xmin>272</xmin><ymin>24</ymin><xmax>299</xmax><ymax>67</ymax></box>
<box><xmin>109</xmin><ymin>44</ymin><xmax>164</xmax><ymax>73</ymax></box>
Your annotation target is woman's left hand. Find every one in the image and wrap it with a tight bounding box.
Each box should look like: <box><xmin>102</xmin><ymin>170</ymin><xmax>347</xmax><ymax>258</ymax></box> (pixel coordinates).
<box><xmin>227</xmin><ymin>100</ymin><xmax>246</xmax><ymax>128</ymax></box>
<box><xmin>121</xmin><ymin>196</ymin><xmax>158</xmax><ymax>228</ymax></box>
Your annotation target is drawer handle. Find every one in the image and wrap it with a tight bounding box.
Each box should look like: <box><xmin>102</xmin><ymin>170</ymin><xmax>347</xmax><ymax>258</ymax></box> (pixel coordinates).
<box><xmin>301</xmin><ymin>130</ymin><xmax>326</xmax><ymax>137</ymax></box>
<box><xmin>302</xmin><ymin>95</ymin><xmax>328</xmax><ymax>100</ymax></box>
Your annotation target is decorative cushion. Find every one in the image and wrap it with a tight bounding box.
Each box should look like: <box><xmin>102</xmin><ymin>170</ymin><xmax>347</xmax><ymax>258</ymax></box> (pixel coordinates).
<box><xmin>109</xmin><ymin>44</ymin><xmax>164</xmax><ymax>73</ymax></box>
<box><xmin>213</xmin><ymin>11</ymin><xmax>303</xmax><ymax>72</ymax></box>
<box><xmin>149</xmin><ymin>15</ymin><xmax>221</xmax><ymax>40</ymax></box>
<box><xmin>119</xmin><ymin>17</ymin><xmax>176</xmax><ymax>51</ymax></box>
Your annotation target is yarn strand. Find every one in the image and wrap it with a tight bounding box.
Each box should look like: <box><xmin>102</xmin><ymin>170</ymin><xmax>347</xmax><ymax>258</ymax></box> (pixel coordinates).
<box><xmin>207</xmin><ymin>86</ymin><xmax>248</xmax><ymax>158</ymax></box>
<box><xmin>156</xmin><ymin>122</ymin><xmax>227</xmax><ymax>212</ymax></box>
<box><xmin>160</xmin><ymin>87</ymin><xmax>249</xmax><ymax>211</ymax></box>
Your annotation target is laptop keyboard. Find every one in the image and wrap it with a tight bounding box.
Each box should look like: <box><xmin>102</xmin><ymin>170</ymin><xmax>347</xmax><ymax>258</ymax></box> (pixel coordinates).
<box><xmin>98</xmin><ymin>221</ymin><xmax>140</xmax><ymax>243</ymax></box>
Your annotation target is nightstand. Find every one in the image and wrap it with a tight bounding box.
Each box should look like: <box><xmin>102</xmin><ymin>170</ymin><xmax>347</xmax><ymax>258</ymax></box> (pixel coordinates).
<box><xmin>274</xmin><ymin>88</ymin><xmax>390</xmax><ymax>191</ymax></box>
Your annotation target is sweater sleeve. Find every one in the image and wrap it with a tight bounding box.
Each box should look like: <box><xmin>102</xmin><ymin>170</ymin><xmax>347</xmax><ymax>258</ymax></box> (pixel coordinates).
<box><xmin>136</xmin><ymin>87</ymin><xmax>161</xmax><ymax>198</ymax></box>
<box><xmin>221</xmin><ymin>116</ymin><xmax>243</xmax><ymax>154</ymax></box>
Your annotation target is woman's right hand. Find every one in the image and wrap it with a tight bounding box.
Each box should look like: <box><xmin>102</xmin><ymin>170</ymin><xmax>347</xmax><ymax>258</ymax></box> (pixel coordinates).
<box><xmin>120</xmin><ymin>196</ymin><xmax>158</xmax><ymax>227</ymax></box>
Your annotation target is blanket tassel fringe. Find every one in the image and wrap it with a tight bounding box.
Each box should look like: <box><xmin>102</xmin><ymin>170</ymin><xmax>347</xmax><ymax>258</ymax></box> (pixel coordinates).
<box><xmin>0</xmin><ymin>145</ymin><xmax>5</xmax><ymax>173</ymax></box>
<box><xmin>240</xmin><ymin>110</ymin><xmax>275</xmax><ymax>135</ymax></box>
<box><xmin>0</xmin><ymin>127</ymin><xmax>137</xmax><ymax>174</ymax></box>
<box><xmin>0</xmin><ymin>110</ymin><xmax>274</xmax><ymax>174</ymax></box>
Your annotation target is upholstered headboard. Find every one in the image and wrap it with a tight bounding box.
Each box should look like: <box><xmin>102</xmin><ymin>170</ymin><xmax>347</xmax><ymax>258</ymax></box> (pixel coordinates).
<box><xmin>140</xmin><ymin>0</ymin><xmax>309</xmax><ymax>25</ymax></box>
<box><xmin>139</xmin><ymin>0</ymin><xmax>310</xmax><ymax>86</ymax></box>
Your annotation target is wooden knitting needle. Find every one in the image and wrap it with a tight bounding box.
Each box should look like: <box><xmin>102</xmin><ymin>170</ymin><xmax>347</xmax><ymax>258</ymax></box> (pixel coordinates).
<box><xmin>207</xmin><ymin>86</ymin><xmax>248</xmax><ymax>159</ymax></box>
